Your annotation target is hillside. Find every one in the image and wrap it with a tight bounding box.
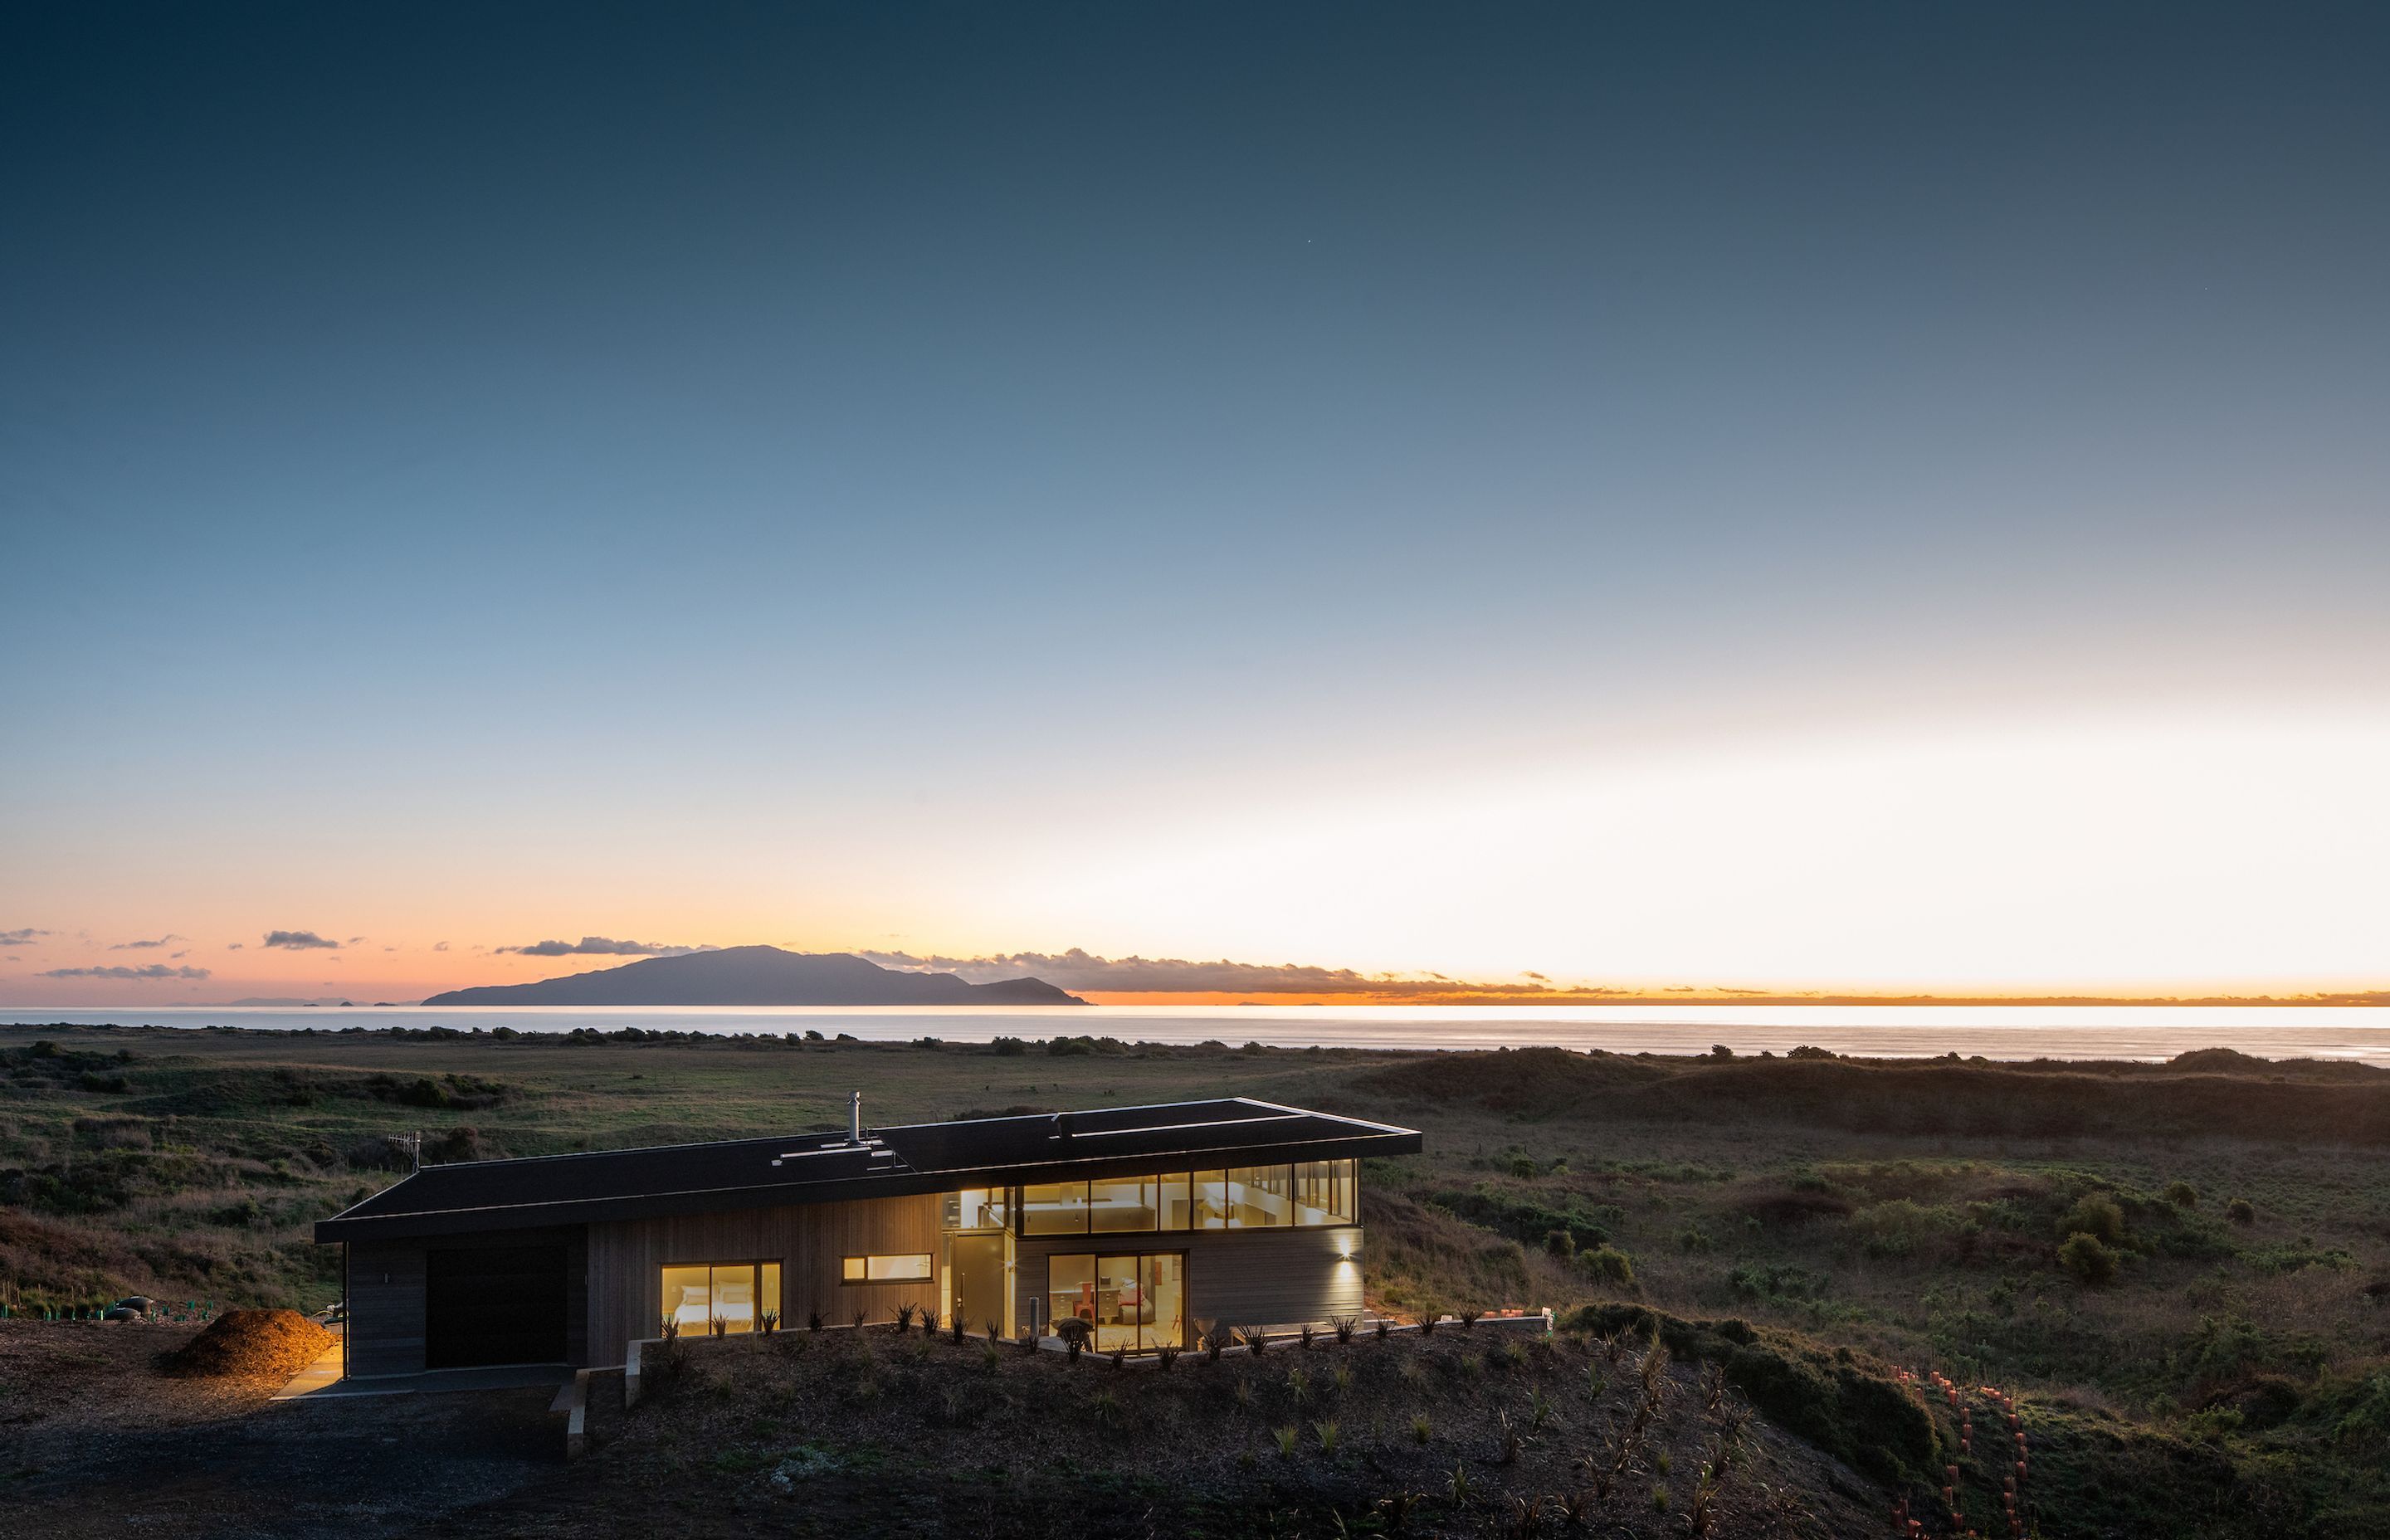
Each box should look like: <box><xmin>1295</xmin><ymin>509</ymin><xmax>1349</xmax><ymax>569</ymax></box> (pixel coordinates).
<box><xmin>420</xmin><ymin>946</ymin><xmax>1085</xmax><ymax>1006</ymax></box>
<box><xmin>4</xmin><ymin>1024</ymin><xmax>2387</xmax><ymax>1537</ymax></box>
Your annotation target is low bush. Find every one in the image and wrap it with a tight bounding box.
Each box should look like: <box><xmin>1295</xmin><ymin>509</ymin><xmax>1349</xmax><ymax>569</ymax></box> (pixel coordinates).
<box><xmin>1846</xmin><ymin>1200</ymin><xmax>1971</xmax><ymax>1260</ymax></box>
<box><xmin>1578</xmin><ymin>1245</ymin><xmax>1635</xmax><ymax>1287</ymax></box>
<box><xmin>2059</xmin><ymin>1193</ymin><xmax>2126</xmax><ymax>1245</ymax></box>
<box><xmin>2059</xmin><ymin>1231</ymin><xmax>2119</xmax><ymax>1285</ymax></box>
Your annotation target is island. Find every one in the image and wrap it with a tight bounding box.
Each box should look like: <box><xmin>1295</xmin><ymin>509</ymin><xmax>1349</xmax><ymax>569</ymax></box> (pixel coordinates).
<box><xmin>418</xmin><ymin>945</ymin><xmax>1085</xmax><ymax>1006</ymax></box>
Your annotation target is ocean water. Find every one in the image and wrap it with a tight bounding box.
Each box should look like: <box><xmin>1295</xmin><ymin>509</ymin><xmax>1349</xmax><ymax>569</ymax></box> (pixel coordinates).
<box><xmin>1</xmin><ymin>1003</ymin><xmax>2385</xmax><ymax>1065</ymax></box>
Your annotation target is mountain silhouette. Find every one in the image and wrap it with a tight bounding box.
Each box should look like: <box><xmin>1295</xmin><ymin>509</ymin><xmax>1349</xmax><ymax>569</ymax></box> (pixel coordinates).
<box><xmin>419</xmin><ymin>946</ymin><xmax>1085</xmax><ymax>1006</ymax></box>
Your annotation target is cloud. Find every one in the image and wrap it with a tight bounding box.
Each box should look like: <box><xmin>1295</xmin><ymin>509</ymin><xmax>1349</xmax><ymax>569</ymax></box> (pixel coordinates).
<box><xmin>432</xmin><ymin>941</ymin><xmax>450</xmax><ymax>952</ymax></box>
<box><xmin>856</xmin><ymin>947</ymin><xmax>1592</xmax><ymax>997</ymax></box>
<box><xmin>262</xmin><ymin>930</ymin><xmax>339</xmax><ymax>949</ymax></box>
<box><xmin>226</xmin><ymin>943</ymin><xmax>244</xmax><ymax>951</ymax></box>
<box><xmin>497</xmin><ymin>936</ymin><xmax>710</xmax><ymax>958</ymax></box>
<box><xmin>110</xmin><ymin>935</ymin><xmax>183</xmax><ymax>950</ymax></box>
<box><xmin>170</xmin><ymin>950</ymin><xmax>189</xmax><ymax>959</ymax></box>
<box><xmin>38</xmin><ymin>964</ymin><xmax>212</xmax><ymax>980</ymax></box>
<box><xmin>0</xmin><ymin>928</ymin><xmax>50</xmax><ymax>947</ymax></box>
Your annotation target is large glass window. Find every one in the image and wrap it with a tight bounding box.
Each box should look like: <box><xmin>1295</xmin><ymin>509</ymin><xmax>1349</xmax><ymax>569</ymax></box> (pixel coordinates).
<box><xmin>841</xmin><ymin>1253</ymin><xmax>932</xmax><ymax>1283</ymax></box>
<box><xmin>1227</xmin><ymin>1165</ymin><xmax>1293</xmax><ymax>1226</ymax></box>
<box><xmin>1047</xmin><ymin>1252</ymin><xmax>1095</xmax><ymax>1329</ymax></box>
<box><xmin>1048</xmin><ymin>1253</ymin><xmax>1188</xmax><ymax>1351</ymax></box>
<box><xmin>1022</xmin><ymin>1181</ymin><xmax>1090</xmax><ymax>1235</ymax></box>
<box><xmin>1294</xmin><ymin>1159</ymin><xmax>1356</xmax><ymax>1225</ymax></box>
<box><xmin>1090</xmin><ymin>1175</ymin><xmax>1157</xmax><ymax>1233</ymax></box>
<box><xmin>1158</xmin><ymin>1172</ymin><xmax>1193</xmax><ymax>1230</ymax></box>
<box><xmin>1193</xmin><ymin>1169</ymin><xmax>1229</xmax><ymax>1230</ymax></box>
<box><xmin>661</xmin><ymin>1261</ymin><xmax>781</xmax><ymax>1334</ymax></box>
<box><xmin>1001</xmin><ymin>1163</ymin><xmax>1356</xmax><ymax>1235</ymax></box>
<box><xmin>945</xmin><ymin>1187</ymin><xmax>1010</xmax><ymax>1231</ymax></box>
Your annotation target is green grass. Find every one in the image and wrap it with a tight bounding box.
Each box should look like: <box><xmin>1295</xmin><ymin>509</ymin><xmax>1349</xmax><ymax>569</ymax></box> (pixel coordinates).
<box><xmin>3</xmin><ymin>1022</ymin><xmax>2387</xmax><ymax>1535</ymax></box>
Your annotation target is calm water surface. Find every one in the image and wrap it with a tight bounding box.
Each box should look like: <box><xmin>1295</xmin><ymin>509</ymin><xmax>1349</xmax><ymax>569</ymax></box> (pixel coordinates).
<box><xmin>1</xmin><ymin>1004</ymin><xmax>2384</xmax><ymax>1065</ymax></box>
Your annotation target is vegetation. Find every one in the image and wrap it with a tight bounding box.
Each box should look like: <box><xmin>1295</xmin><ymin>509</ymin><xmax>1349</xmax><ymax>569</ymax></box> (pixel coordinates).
<box><xmin>3</xmin><ymin>1024</ymin><xmax>2387</xmax><ymax>1534</ymax></box>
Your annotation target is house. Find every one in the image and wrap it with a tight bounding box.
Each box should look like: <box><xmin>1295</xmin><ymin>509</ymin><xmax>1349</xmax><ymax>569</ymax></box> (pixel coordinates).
<box><xmin>315</xmin><ymin>1094</ymin><xmax>1422</xmax><ymax>1376</ymax></box>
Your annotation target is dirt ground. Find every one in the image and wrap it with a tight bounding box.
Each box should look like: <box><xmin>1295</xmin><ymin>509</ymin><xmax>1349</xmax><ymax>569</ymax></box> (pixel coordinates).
<box><xmin>0</xmin><ymin>1320</ymin><xmax>564</xmax><ymax>1540</ymax></box>
<box><xmin>0</xmin><ymin>1318</ymin><xmax>1889</xmax><ymax>1540</ymax></box>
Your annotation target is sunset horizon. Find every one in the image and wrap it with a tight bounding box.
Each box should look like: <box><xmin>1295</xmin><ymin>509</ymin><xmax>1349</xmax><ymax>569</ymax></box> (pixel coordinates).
<box><xmin>6</xmin><ymin>8</ymin><xmax>2388</xmax><ymax>1533</ymax></box>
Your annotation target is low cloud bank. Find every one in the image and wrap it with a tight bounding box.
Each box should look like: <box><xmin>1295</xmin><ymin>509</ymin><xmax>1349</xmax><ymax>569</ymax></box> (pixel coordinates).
<box><xmin>263</xmin><ymin>930</ymin><xmax>340</xmax><ymax>950</ymax></box>
<box><xmin>856</xmin><ymin>947</ymin><xmax>1577</xmax><ymax>996</ymax></box>
<box><xmin>38</xmin><ymin>963</ymin><xmax>212</xmax><ymax>981</ymax></box>
<box><xmin>497</xmin><ymin>936</ymin><xmax>714</xmax><ymax>958</ymax></box>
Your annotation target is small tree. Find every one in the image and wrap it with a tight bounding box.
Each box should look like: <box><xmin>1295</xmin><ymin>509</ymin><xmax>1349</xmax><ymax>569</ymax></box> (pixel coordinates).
<box><xmin>1578</xmin><ymin>1245</ymin><xmax>1636</xmax><ymax>1288</ymax></box>
<box><xmin>2059</xmin><ymin>1231</ymin><xmax>2119</xmax><ymax>1285</ymax></box>
<box><xmin>2058</xmin><ymin>1193</ymin><xmax>2125</xmax><ymax>1245</ymax></box>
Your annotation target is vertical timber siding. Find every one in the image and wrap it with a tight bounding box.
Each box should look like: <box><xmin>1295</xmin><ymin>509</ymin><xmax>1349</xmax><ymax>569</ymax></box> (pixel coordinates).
<box><xmin>587</xmin><ymin>1194</ymin><xmax>939</xmax><ymax>1365</ymax></box>
<box><xmin>1010</xmin><ymin>1224</ymin><xmax>1363</xmax><ymax>1338</ymax></box>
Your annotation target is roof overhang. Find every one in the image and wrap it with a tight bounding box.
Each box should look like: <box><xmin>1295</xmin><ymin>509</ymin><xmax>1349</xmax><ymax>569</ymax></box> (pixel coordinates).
<box><xmin>315</xmin><ymin>1098</ymin><xmax>1420</xmax><ymax>1244</ymax></box>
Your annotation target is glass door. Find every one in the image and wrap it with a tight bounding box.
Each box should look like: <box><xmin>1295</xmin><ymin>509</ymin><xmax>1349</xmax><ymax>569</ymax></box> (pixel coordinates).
<box><xmin>1086</xmin><ymin>1253</ymin><xmax>1188</xmax><ymax>1351</ymax></box>
<box><xmin>1139</xmin><ymin>1254</ymin><xmax>1186</xmax><ymax>1350</ymax></box>
<box><xmin>949</xmin><ymin>1232</ymin><xmax>1011</xmax><ymax>1338</ymax></box>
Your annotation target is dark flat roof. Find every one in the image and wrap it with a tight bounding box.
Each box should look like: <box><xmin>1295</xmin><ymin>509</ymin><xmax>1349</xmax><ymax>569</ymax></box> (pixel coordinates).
<box><xmin>315</xmin><ymin>1097</ymin><xmax>1420</xmax><ymax>1243</ymax></box>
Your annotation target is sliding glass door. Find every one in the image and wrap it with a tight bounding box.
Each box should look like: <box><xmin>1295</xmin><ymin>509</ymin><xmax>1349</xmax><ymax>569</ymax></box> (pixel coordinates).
<box><xmin>1047</xmin><ymin>1252</ymin><xmax>1187</xmax><ymax>1351</ymax></box>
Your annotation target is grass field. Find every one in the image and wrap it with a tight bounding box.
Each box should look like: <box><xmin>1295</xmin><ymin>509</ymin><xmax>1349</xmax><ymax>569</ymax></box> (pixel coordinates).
<box><xmin>4</xmin><ymin>1021</ymin><xmax>2388</xmax><ymax>1537</ymax></box>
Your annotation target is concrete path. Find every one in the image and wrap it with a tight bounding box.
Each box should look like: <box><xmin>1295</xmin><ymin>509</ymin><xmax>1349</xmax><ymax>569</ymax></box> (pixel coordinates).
<box><xmin>277</xmin><ymin>1360</ymin><xmax>576</xmax><ymax>1400</ymax></box>
<box><xmin>271</xmin><ymin>1328</ymin><xmax>347</xmax><ymax>1400</ymax></box>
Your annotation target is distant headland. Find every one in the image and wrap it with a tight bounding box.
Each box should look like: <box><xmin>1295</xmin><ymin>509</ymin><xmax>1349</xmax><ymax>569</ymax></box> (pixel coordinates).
<box><xmin>419</xmin><ymin>945</ymin><xmax>1085</xmax><ymax>1007</ymax></box>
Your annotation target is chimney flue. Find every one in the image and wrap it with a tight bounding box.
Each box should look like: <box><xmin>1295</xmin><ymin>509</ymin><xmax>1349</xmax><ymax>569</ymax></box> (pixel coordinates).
<box><xmin>849</xmin><ymin>1090</ymin><xmax>863</xmax><ymax>1146</ymax></box>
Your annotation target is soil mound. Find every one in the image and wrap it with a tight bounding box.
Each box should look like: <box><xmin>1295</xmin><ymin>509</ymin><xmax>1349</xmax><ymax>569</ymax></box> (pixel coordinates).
<box><xmin>159</xmin><ymin>1309</ymin><xmax>332</xmax><ymax>1381</ymax></box>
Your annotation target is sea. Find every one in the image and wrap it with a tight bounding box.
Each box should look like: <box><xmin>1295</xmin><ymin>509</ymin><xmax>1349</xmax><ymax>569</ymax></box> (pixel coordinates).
<box><xmin>2</xmin><ymin>1003</ymin><xmax>2385</xmax><ymax>1065</ymax></box>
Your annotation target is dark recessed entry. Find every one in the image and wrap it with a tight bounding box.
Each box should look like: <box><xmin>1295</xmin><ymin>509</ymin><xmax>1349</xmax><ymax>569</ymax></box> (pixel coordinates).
<box><xmin>425</xmin><ymin>1244</ymin><xmax>567</xmax><ymax>1368</ymax></box>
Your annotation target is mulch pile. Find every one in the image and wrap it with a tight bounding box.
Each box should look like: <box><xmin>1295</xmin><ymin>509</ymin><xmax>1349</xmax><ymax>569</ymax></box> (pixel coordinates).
<box><xmin>159</xmin><ymin>1309</ymin><xmax>333</xmax><ymax>1382</ymax></box>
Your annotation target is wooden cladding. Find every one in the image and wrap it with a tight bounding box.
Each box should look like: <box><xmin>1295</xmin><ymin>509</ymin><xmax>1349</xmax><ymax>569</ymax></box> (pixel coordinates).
<box><xmin>587</xmin><ymin>1193</ymin><xmax>939</xmax><ymax>1365</ymax></box>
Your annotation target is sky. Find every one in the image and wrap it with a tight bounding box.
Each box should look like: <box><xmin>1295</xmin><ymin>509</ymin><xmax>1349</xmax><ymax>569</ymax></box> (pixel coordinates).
<box><xmin>2</xmin><ymin>2</ymin><xmax>2386</xmax><ymax>1006</ymax></box>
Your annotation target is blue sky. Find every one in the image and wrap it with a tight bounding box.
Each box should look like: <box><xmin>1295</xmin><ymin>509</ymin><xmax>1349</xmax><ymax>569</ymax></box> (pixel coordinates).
<box><xmin>3</xmin><ymin>3</ymin><xmax>2385</xmax><ymax>1001</ymax></box>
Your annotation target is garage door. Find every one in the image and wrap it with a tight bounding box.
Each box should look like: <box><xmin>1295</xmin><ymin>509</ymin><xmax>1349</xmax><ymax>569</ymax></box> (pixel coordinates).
<box><xmin>425</xmin><ymin>1245</ymin><xmax>567</xmax><ymax>1368</ymax></box>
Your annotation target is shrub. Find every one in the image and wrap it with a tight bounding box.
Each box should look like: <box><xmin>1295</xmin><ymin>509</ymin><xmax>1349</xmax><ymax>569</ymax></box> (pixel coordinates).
<box><xmin>1544</xmin><ymin>1228</ymin><xmax>1576</xmax><ymax>1258</ymax></box>
<box><xmin>2163</xmin><ymin>1181</ymin><xmax>2199</xmax><ymax>1208</ymax></box>
<box><xmin>2227</xmin><ymin>1198</ymin><xmax>2257</xmax><ymax>1226</ymax></box>
<box><xmin>1847</xmin><ymin>1200</ymin><xmax>1969</xmax><ymax>1260</ymax></box>
<box><xmin>2059</xmin><ymin>1231</ymin><xmax>2119</xmax><ymax>1285</ymax></box>
<box><xmin>2059</xmin><ymin>1193</ymin><xmax>2126</xmax><ymax>1245</ymax></box>
<box><xmin>992</xmin><ymin>1036</ymin><xmax>1028</xmax><ymax>1056</ymax></box>
<box><xmin>1676</xmin><ymin>1224</ymin><xmax>1716</xmax><ymax>1254</ymax></box>
<box><xmin>1578</xmin><ymin>1245</ymin><xmax>1636</xmax><ymax>1287</ymax></box>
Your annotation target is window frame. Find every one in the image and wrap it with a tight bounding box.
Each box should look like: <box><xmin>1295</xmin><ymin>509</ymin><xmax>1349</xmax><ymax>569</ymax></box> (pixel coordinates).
<box><xmin>659</xmin><ymin>1258</ymin><xmax>783</xmax><ymax>1334</ymax></box>
<box><xmin>1044</xmin><ymin>1249</ymin><xmax>1191</xmax><ymax>1352</ymax></box>
<box><xmin>1006</xmin><ymin>1161</ymin><xmax>1361</xmax><ymax>1235</ymax></box>
<box><xmin>840</xmin><ymin>1251</ymin><xmax>934</xmax><ymax>1284</ymax></box>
